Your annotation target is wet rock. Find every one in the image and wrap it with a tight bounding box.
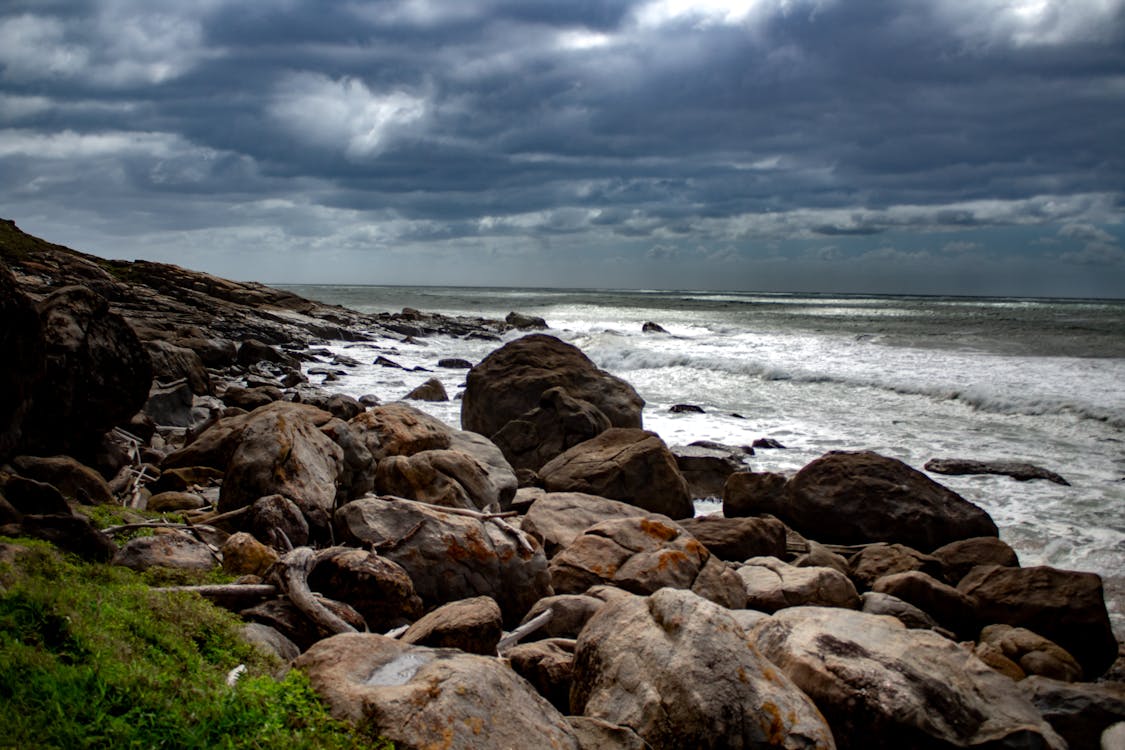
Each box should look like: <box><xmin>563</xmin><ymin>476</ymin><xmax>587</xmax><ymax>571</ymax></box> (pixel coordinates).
<box><xmin>507</xmin><ymin>637</ymin><xmax>575</xmax><ymax>712</ymax></box>
<box><xmin>505</xmin><ymin>311</ymin><xmax>549</xmax><ymax>329</ymax></box>
<box><xmin>307</xmin><ymin>547</ymin><xmax>424</xmax><ymax>632</ymax></box>
<box><xmin>784</xmin><ymin>451</ymin><xmax>998</xmax><ymax>551</ymax></box>
<box><xmin>373</xmin><ymin>355</ymin><xmax>403</xmax><ymax>368</ymax></box>
<box><xmin>669</xmin><ymin>403</ymin><xmax>704</xmax><ymax>414</ymax></box>
<box><xmin>335</xmin><ymin>496</ymin><xmax>551</xmax><ymax>627</ymax></box>
<box><xmin>979</xmin><ymin>624</ymin><xmax>1083</xmax><ymax>682</ymax></box>
<box><xmin>671</xmin><ymin>443</ymin><xmax>747</xmax><ymax>498</ymax></box>
<box><xmin>1017</xmin><ymin>676</ymin><xmax>1125</xmax><ymax>750</ymax></box>
<box><xmin>295</xmin><ymin>633</ymin><xmax>580</xmax><ymax>749</ymax></box>
<box><xmin>931</xmin><ymin>536</ymin><xmax>1020</xmax><ymax>584</ymax></box>
<box><xmin>113</xmin><ymin>532</ymin><xmax>216</xmax><ymax>571</ymax></box>
<box><xmin>925</xmin><ymin>458</ymin><xmax>1070</xmax><ymax>486</ymax></box>
<box><xmin>404</xmin><ymin>377</ymin><xmax>448</xmax><ymax>402</ymax></box>
<box><xmin>753</xmin><ymin>437</ymin><xmax>787</xmax><ymax>449</ymax></box>
<box><xmin>521</xmin><ymin>491</ymin><xmax>673</xmax><ymax>558</ymax></box>
<box><xmin>958</xmin><ymin>564</ymin><xmax>1117</xmax><ymax>679</ymax></box>
<box><xmin>641</xmin><ymin>321</ymin><xmax>667</xmax><ymax>334</ymax></box>
<box><xmin>237</xmin><ymin>339</ymin><xmax>300</xmax><ymax>369</ymax></box>
<box><xmin>539</xmin><ymin>428</ymin><xmax>693</xmax><ymax>519</ymax></box>
<box><xmin>491</xmin><ymin>386</ymin><xmax>612</xmax><ymax>473</ymax></box>
<box><xmin>723</xmin><ymin>471</ymin><xmax>789</xmax><ymax>518</ymax></box>
<box><xmin>676</xmin><ymin>514</ymin><xmax>788</xmax><ymax>562</ymax></box>
<box><xmin>462</xmin><ymin>334</ymin><xmax>644</xmax><ymax>438</ymax></box>
<box><xmin>437</xmin><ymin>357</ymin><xmax>472</xmax><ymax>369</ymax></box>
<box><xmin>402</xmin><ymin>596</ymin><xmax>503</xmax><ymax>655</ymax></box>
<box><xmin>751</xmin><ymin>606</ymin><xmax>1066</xmax><ymax>750</ymax></box>
<box><xmin>549</xmin><ymin>516</ymin><xmax>747</xmax><ymax>608</ymax></box>
<box><xmin>737</xmin><ymin>557</ymin><xmax>861</xmax><ymax>613</ymax></box>
<box><xmin>301</xmin><ymin>393</ymin><xmax>365</xmax><ymax>421</ymax></box>
<box><xmin>572</xmin><ymin>588</ymin><xmax>835</xmax><ymax>749</ymax></box>
<box><xmin>848</xmin><ymin>543</ymin><xmax>947</xmax><ymax>590</ymax></box>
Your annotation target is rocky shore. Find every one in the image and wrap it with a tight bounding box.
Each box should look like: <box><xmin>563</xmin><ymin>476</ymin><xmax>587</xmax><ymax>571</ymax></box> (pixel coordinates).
<box><xmin>2</xmin><ymin>218</ymin><xmax>1123</xmax><ymax>749</ymax></box>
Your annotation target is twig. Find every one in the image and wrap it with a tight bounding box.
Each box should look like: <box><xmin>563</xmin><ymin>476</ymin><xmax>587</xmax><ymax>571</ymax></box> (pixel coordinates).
<box><xmin>497</xmin><ymin>609</ymin><xmax>552</xmax><ymax>655</ymax></box>
<box><xmin>383</xmin><ymin>624</ymin><xmax>410</xmax><ymax>639</ymax></box>
<box><xmin>488</xmin><ymin>516</ymin><xmax>535</xmax><ymax>554</ymax></box>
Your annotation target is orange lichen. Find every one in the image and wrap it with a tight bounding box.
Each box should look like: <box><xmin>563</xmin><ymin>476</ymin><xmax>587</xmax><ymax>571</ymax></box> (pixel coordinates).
<box><xmin>639</xmin><ymin>517</ymin><xmax>678</xmax><ymax>541</ymax></box>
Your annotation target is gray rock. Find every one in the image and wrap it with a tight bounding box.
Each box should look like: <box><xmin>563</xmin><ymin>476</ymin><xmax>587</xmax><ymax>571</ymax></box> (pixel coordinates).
<box><xmin>113</xmin><ymin>533</ymin><xmax>216</xmax><ymax>571</ymax></box>
<box><xmin>737</xmin><ymin>557</ymin><xmax>861</xmax><ymax>613</ymax></box>
<box><xmin>925</xmin><ymin>458</ymin><xmax>1070</xmax><ymax>486</ymax></box>
<box><xmin>671</xmin><ymin>443</ymin><xmax>748</xmax><ymax>498</ymax></box>
<box><xmin>518</xmin><ymin>594</ymin><xmax>606</xmax><ymax>640</ymax></box>
<box><xmin>240</xmin><ymin>622</ymin><xmax>300</xmax><ymax>663</ymax></box>
<box><xmin>521</xmin><ymin>491</ymin><xmax>673</xmax><ymax>558</ymax></box>
<box><xmin>404</xmin><ymin>377</ymin><xmax>448</xmax><ymax>402</ymax></box>
<box><xmin>860</xmin><ymin>591</ymin><xmax>941</xmax><ymax>630</ymax></box>
<box><xmin>1018</xmin><ymin>676</ymin><xmax>1125</xmax><ymax>750</ymax></box>
<box><xmin>566</xmin><ymin>716</ymin><xmax>646</xmax><ymax>750</ymax></box>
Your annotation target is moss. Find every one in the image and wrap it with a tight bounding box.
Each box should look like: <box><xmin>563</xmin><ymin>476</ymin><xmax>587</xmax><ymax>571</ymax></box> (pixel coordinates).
<box><xmin>0</xmin><ymin>538</ymin><xmax>393</xmax><ymax>749</ymax></box>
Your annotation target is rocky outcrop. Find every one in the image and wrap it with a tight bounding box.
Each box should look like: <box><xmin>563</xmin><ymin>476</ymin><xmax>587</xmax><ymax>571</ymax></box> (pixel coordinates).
<box><xmin>958</xmin><ymin>564</ymin><xmax>1118</xmax><ymax>679</ymax></box>
<box><xmin>925</xmin><ymin>458</ymin><xmax>1070</xmax><ymax>486</ymax></box>
<box><xmin>461</xmin><ymin>334</ymin><xmax>644</xmax><ymax>438</ymax></box>
<box><xmin>571</xmin><ymin>588</ymin><xmax>836</xmax><ymax>749</ymax></box>
<box><xmin>751</xmin><ymin>607</ymin><xmax>1067</xmax><ymax>750</ymax></box>
<box><xmin>295</xmin><ymin>633</ymin><xmax>580</xmax><ymax>750</ymax></box>
<box><xmin>784</xmin><ymin>451</ymin><xmax>998</xmax><ymax>551</ymax></box>
<box><xmin>548</xmin><ymin>516</ymin><xmax>746</xmax><ymax>608</ymax></box>
<box><xmin>0</xmin><ymin>263</ymin><xmax>44</xmax><ymax>460</ymax></box>
<box><xmin>334</xmin><ymin>496</ymin><xmax>551</xmax><ymax>626</ymax></box>
<box><xmin>539</xmin><ymin>428</ymin><xmax>693</xmax><ymax>519</ymax></box>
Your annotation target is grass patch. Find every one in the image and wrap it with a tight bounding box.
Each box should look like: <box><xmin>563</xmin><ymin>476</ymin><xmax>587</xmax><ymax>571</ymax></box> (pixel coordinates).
<box><xmin>0</xmin><ymin>538</ymin><xmax>391</xmax><ymax>749</ymax></box>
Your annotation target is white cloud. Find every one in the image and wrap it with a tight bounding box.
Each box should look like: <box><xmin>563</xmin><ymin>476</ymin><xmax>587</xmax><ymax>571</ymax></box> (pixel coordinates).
<box><xmin>0</xmin><ymin>15</ymin><xmax>89</xmax><ymax>81</ymax></box>
<box><xmin>270</xmin><ymin>73</ymin><xmax>428</xmax><ymax>159</ymax></box>
<box><xmin>1058</xmin><ymin>222</ymin><xmax>1124</xmax><ymax>265</ymax></box>
<box><xmin>0</xmin><ymin>129</ymin><xmax>187</xmax><ymax>159</ymax></box>
<box><xmin>936</xmin><ymin>0</ymin><xmax>1125</xmax><ymax>48</ymax></box>
<box><xmin>634</xmin><ymin>0</ymin><xmax>834</xmax><ymax>29</ymax></box>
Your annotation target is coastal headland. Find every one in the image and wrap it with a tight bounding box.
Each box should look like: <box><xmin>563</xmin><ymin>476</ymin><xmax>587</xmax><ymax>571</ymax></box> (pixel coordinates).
<box><xmin>1</xmin><ymin>218</ymin><xmax>1122</xmax><ymax>749</ymax></box>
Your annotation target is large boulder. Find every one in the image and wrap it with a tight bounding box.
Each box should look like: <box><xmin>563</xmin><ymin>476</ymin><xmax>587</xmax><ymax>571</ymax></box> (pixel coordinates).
<box><xmin>144</xmin><ymin>339</ymin><xmax>211</xmax><ymax>395</ymax></box>
<box><xmin>751</xmin><ymin>607</ymin><xmax>1066</xmax><ymax>750</ymax></box>
<box><xmin>871</xmin><ymin>571</ymin><xmax>978</xmax><ymax>639</ymax></box>
<box><xmin>676</xmin><ymin>515</ymin><xmax>788</xmax><ymax>562</ymax></box>
<box><xmin>548</xmin><ymin>516</ymin><xmax>747</xmax><ymax>608</ymax></box>
<box><xmin>521</xmin><ymin>491</ymin><xmax>673</xmax><ymax>558</ymax></box>
<box><xmin>672</xmin><ymin>444</ymin><xmax>748</xmax><ymax>499</ymax></box>
<box><xmin>335</xmin><ymin>496</ymin><xmax>551</xmax><ymax>626</ymax></box>
<box><xmin>571</xmin><ymin>588</ymin><xmax>836</xmax><ymax>749</ymax></box>
<box><xmin>931</xmin><ymin>536</ymin><xmax>1020</xmax><ymax>584</ymax></box>
<box><xmin>307</xmin><ymin>547</ymin><xmax>424</xmax><ymax>632</ymax></box>
<box><xmin>507</xmin><ymin>638</ymin><xmax>576</xmax><ymax>713</ymax></box>
<box><xmin>294</xmin><ymin>633</ymin><xmax>580</xmax><ymax>750</ymax></box>
<box><xmin>737</xmin><ymin>557</ymin><xmax>861</xmax><ymax>613</ymax></box>
<box><xmin>978</xmin><ymin>624</ymin><xmax>1083</xmax><ymax>682</ymax></box>
<box><xmin>784</xmin><ymin>452</ymin><xmax>998</xmax><ymax>551</ymax></box>
<box><xmin>461</xmin><ymin>334</ymin><xmax>644</xmax><ymax>437</ymax></box>
<box><xmin>518</xmin><ymin>593</ymin><xmax>607</xmax><ymax>641</ymax></box>
<box><xmin>401</xmin><ymin>596</ymin><xmax>503</xmax><ymax>655</ymax></box>
<box><xmin>22</xmin><ymin>285</ymin><xmax>152</xmax><ymax>456</ymax></box>
<box><xmin>0</xmin><ymin>263</ymin><xmax>44</xmax><ymax>460</ymax></box>
<box><xmin>376</xmin><ymin>449</ymin><xmax>504</xmax><ymax>511</ymax></box>
<box><xmin>1017</xmin><ymin>676</ymin><xmax>1125</xmax><ymax>750</ymax></box>
<box><xmin>349</xmin><ymin>402</ymin><xmax>452</xmax><ymax>460</ymax></box>
<box><xmin>848</xmin><ymin>543</ymin><xmax>947</xmax><ymax>590</ymax></box>
<box><xmin>112</xmin><ymin>533</ymin><xmax>217</xmax><ymax>572</ymax></box>
<box><xmin>723</xmin><ymin>471</ymin><xmax>789</xmax><ymax>518</ymax></box>
<box><xmin>539</xmin><ymin>429</ymin><xmax>693</xmax><ymax>519</ymax></box>
<box><xmin>491</xmin><ymin>386</ymin><xmax>612</xmax><ymax>472</ymax></box>
<box><xmin>957</xmin><ymin>564</ymin><xmax>1117</xmax><ymax>679</ymax></box>
<box><xmin>11</xmin><ymin>455</ymin><xmax>113</xmax><ymax>505</ymax></box>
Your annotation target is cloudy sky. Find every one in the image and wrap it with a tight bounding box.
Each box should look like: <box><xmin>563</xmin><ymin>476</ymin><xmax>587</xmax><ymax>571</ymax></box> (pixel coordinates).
<box><xmin>1</xmin><ymin>0</ymin><xmax>1123</xmax><ymax>296</ymax></box>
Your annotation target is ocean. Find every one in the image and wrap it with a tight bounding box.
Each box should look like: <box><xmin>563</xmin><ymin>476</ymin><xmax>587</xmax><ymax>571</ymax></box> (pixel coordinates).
<box><xmin>283</xmin><ymin>285</ymin><xmax>1125</xmax><ymax>636</ymax></box>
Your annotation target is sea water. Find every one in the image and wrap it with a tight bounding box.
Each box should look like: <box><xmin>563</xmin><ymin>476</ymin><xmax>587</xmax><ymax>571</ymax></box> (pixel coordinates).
<box><xmin>284</xmin><ymin>285</ymin><xmax>1125</xmax><ymax>636</ymax></box>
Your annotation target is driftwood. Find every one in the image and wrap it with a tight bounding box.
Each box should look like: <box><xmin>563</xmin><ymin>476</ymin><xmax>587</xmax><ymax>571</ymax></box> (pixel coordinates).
<box><xmin>497</xmin><ymin>608</ymin><xmax>552</xmax><ymax>655</ymax></box>
<box><xmin>273</xmin><ymin>547</ymin><xmax>358</xmax><ymax>636</ymax></box>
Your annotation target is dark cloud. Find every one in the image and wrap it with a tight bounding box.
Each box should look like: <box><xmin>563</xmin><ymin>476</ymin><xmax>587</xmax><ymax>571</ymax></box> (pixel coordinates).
<box><xmin>1</xmin><ymin>0</ymin><xmax>1123</xmax><ymax>295</ymax></box>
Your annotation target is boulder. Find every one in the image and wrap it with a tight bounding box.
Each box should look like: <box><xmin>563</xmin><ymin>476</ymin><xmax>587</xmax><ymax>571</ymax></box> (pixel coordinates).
<box><xmin>401</xmin><ymin>596</ymin><xmax>503</xmax><ymax>655</ymax></box>
<box><xmin>404</xmin><ymin>377</ymin><xmax>448</xmax><ymax>402</ymax></box>
<box><xmin>669</xmin><ymin>403</ymin><xmax>704</xmax><ymax>414</ymax></box>
<box><xmin>539</xmin><ymin>429</ymin><xmax>693</xmax><ymax>519</ymax></box>
<box><xmin>1017</xmin><ymin>676</ymin><xmax>1125</xmax><ymax>750</ymax></box>
<box><xmin>18</xmin><ymin>513</ymin><xmax>117</xmax><ymax>562</ymax></box>
<box><xmin>676</xmin><ymin>515</ymin><xmax>788</xmax><ymax>562</ymax></box>
<box><xmin>242</xmin><ymin>597</ymin><xmax>366</xmax><ymax>652</ymax></box>
<box><xmin>958</xmin><ymin>564</ymin><xmax>1117</xmax><ymax>679</ymax></box>
<box><xmin>571</xmin><ymin>588</ymin><xmax>836</xmax><ymax>749</ymax></box>
<box><xmin>507</xmin><ymin>637</ymin><xmax>575</xmax><ymax>712</ymax></box>
<box><xmin>240</xmin><ymin>622</ymin><xmax>300</xmax><ymax>663</ymax></box>
<box><xmin>301</xmin><ymin>393</ymin><xmax>365</xmax><ymax>421</ymax></box>
<box><xmin>437</xmin><ymin>358</ymin><xmax>472</xmax><ymax>369</ymax></box>
<box><xmin>671</xmin><ymin>443</ymin><xmax>747</xmax><ymax>498</ymax></box>
<box><xmin>220</xmin><ymin>385</ymin><xmax>282</xmax><ymax>410</ymax></box>
<box><xmin>294</xmin><ymin>633</ymin><xmax>580</xmax><ymax>749</ymax></box>
<box><xmin>491</xmin><ymin>386</ymin><xmax>612</xmax><ymax>472</ymax></box>
<box><xmin>872</xmin><ymin>571</ymin><xmax>978</xmax><ymax>639</ymax></box>
<box><xmin>143</xmin><ymin>382</ymin><xmax>218</xmax><ymax>429</ymax></box>
<box><xmin>11</xmin><ymin>455</ymin><xmax>113</xmax><ymax>505</ymax></box>
<box><xmin>349</xmin><ymin>402</ymin><xmax>452</xmax><ymax>460</ymax></box>
<box><xmin>335</xmin><ymin>496</ymin><xmax>551</xmax><ymax>627</ymax></box>
<box><xmin>931</xmin><ymin>536</ymin><xmax>1020</xmax><ymax>584</ymax></box>
<box><xmin>246</xmin><ymin>494</ymin><xmax>310</xmax><ymax>549</ymax></box>
<box><xmin>641</xmin><ymin>321</ymin><xmax>667</xmax><ymax>334</ymax></box>
<box><xmin>446</xmin><ymin>429</ymin><xmax>517</xmax><ymax>509</ymax></box>
<box><xmin>792</xmin><ymin>540</ymin><xmax>851</xmax><ymax>577</ymax></box>
<box><xmin>505</xmin><ymin>311</ymin><xmax>549</xmax><ymax>329</ymax></box>
<box><xmin>518</xmin><ymin>594</ymin><xmax>606</xmax><ymax>640</ymax></box>
<box><xmin>521</xmin><ymin>492</ymin><xmax>673</xmax><ymax>558</ymax></box>
<box><xmin>723</xmin><ymin>471</ymin><xmax>789</xmax><ymax>518</ymax></box>
<box><xmin>925</xmin><ymin>458</ymin><xmax>1069</xmax><ymax>486</ymax></box>
<box><xmin>376</xmin><ymin>449</ymin><xmax>504</xmax><ymax>511</ymax></box>
<box><xmin>237</xmin><ymin>338</ymin><xmax>300</xmax><ymax>369</ymax></box>
<box><xmin>112</xmin><ymin>532</ymin><xmax>216</xmax><ymax>572</ymax></box>
<box><xmin>784</xmin><ymin>451</ymin><xmax>998</xmax><ymax>551</ymax></box>
<box><xmin>860</xmin><ymin>591</ymin><xmax>941</xmax><ymax>630</ymax></box>
<box><xmin>144</xmin><ymin>340</ymin><xmax>211</xmax><ymax>395</ymax></box>
<box><xmin>737</xmin><ymin>557</ymin><xmax>861</xmax><ymax>613</ymax></box>
<box><xmin>220</xmin><ymin>532</ymin><xmax>278</xmax><ymax>577</ymax></box>
<box><xmin>1</xmin><ymin>474</ymin><xmax>73</xmax><ymax>516</ymax></box>
<box><xmin>0</xmin><ymin>263</ymin><xmax>44</xmax><ymax>460</ymax></box>
<box><xmin>461</xmin><ymin>334</ymin><xmax>644</xmax><ymax>438</ymax></box>
<box><xmin>22</xmin><ymin>285</ymin><xmax>152</xmax><ymax>456</ymax></box>
<box><xmin>146</xmin><ymin>490</ymin><xmax>207</xmax><ymax>512</ymax></box>
<box><xmin>549</xmin><ymin>516</ymin><xmax>747</xmax><ymax>608</ymax></box>
<box><xmin>307</xmin><ymin>547</ymin><xmax>424</xmax><ymax>632</ymax></box>
<box><xmin>848</xmin><ymin>543</ymin><xmax>947</xmax><ymax>590</ymax></box>
<box><xmin>566</xmin><ymin>717</ymin><xmax>646</xmax><ymax>750</ymax></box>
<box><xmin>979</xmin><ymin>624</ymin><xmax>1083</xmax><ymax>682</ymax></box>
<box><xmin>751</xmin><ymin>606</ymin><xmax>1067</xmax><ymax>750</ymax></box>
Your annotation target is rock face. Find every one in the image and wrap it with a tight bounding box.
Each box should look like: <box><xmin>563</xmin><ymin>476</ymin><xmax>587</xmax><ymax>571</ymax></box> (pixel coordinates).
<box><xmin>539</xmin><ymin>429</ymin><xmax>693</xmax><ymax>519</ymax></box>
<box><xmin>957</xmin><ymin>564</ymin><xmax>1118</xmax><ymax>679</ymax></box>
<box><xmin>295</xmin><ymin>633</ymin><xmax>579</xmax><ymax>750</ymax></box>
<box><xmin>784</xmin><ymin>452</ymin><xmax>998</xmax><ymax>551</ymax></box>
<box><xmin>0</xmin><ymin>263</ymin><xmax>44</xmax><ymax>460</ymax></box>
<box><xmin>335</xmin><ymin>496</ymin><xmax>551</xmax><ymax>626</ymax></box>
<box><xmin>461</xmin><ymin>334</ymin><xmax>644</xmax><ymax>438</ymax></box>
<box><xmin>520</xmin><ymin>491</ymin><xmax>673</xmax><ymax>558</ymax></box>
<box><xmin>676</xmin><ymin>515</ymin><xmax>788</xmax><ymax>562</ymax></box>
<box><xmin>924</xmin><ymin>458</ymin><xmax>1070</xmax><ymax>486</ymax></box>
<box><xmin>23</xmin><ymin>285</ymin><xmax>152</xmax><ymax>457</ymax></box>
<box><xmin>571</xmin><ymin>588</ymin><xmax>836</xmax><ymax>750</ymax></box>
<box><xmin>491</xmin><ymin>386</ymin><xmax>612</xmax><ymax>472</ymax></box>
<box><xmin>737</xmin><ymin>557</ymin><xmax>861</xmax><ymax>613</ymax></box>
<box><xmin>548</xmin><ymin>516</ymin><xmax>746</xmax><ymax>608</ymax></box>
<box><xmin>751</xmin><ymin>607</ymin><xmax>1067</xmax><ymax>750</ymax></box>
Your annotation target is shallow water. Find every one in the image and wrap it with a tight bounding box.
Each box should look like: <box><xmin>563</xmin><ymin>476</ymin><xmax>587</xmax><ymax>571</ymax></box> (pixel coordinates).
<box><xmin>285</xmin><ymin>285</ymin><xmax>1125</xmax><ymax>637</ymax></box>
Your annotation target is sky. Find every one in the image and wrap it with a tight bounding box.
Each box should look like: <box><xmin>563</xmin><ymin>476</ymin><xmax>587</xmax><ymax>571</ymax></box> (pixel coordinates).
<box><xmin>1</xmin><ymin>0</ymin><xmax>1124</xmax><ymax>297</ymax></box>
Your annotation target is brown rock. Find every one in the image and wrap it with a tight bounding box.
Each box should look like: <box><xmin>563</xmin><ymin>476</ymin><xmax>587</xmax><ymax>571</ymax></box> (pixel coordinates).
<box><xmin>241</xmin><ymin>597</ymin><xmax>365</xmax><ymax>651</ymax></box>
<box><xmin>1017</xmin><ymin>676</ymin><xmax>1125</xmax><ymax>750</ymax></box>
<box><xmin>18</xmin><ymin>513</ymin><xmax>117</xmax><ymax>561</ymax></box>
<box><xmin>539</xmin><ymin>428</ymin><xmax>693</xmax><ymax>519</ymax></box>
<box><xmin>404</xmin><ymin>377</ymin><xmax>448</xmax><ymax>402</ymax></box>
<box><xmin>113</xmin><ymin>532</ymin><xmax>216</xmax><ymax>571</ymax></box>
<box><xmin>958</xmin><ymin>564</ymin><xmax>1117</xmax><ymax>679</ymax></box>
<box><xmin>848</xmin><ymin>543</ymin><xmax>947</xmax><ymax>590</ymax></box>
<box><xmin>461</xmin><ymin>334</ymin><xmax>643</xmax><ymax>438</ymax></box>
<box><xmin>723</xmin><ymin>471</ymin><xmax>788</xmax><ymax>518</ymax></box>
<box><xmin>307</xmin><ymin>547</ymin><xmax>424</xmax><ymax>632</ymax></box>
<box><xmin>931</xmin><ymin>536</ymin><xmax>1020</xmax><ymax>584</ymax></box>
<box><xmin>676</xmin><ymin>514</ymin><xmax>787</xmax><ymax>562</ymax></box>
<box><xmin>220</xmin><ymin>385</ymin><xmax>282</xmax><ymax>410</ymax></box>
<box><xmin>566</xmin><ymin>717</ymin><xmax>646</xmax><ymax>750</ymax></box>
<box><xmin>220</xmin><ymin>532</ymin><xmax>278</xmax><ymax>577</ymax></box>
<box><xmin>491</xmin><ymin>386</ymin><xmax>612</xmax><ymax>472</ymax></box>
<box><xmin>672</xmin><ymin>444</ymin><xmax>748</xmax><ymax>498</ymax></box>
<box><xmin>872</xmin><ymin>570</ymin><xmax>978</xmax><ymax>639</ymax></box>
<box><xmin>402</xmin><ymin>596</ymin><xmax>503</xmax><ymax>655</ymax></box>
<box><xmin>737</xmin><ymin>557</ymin><xmax>861</xmax><ymax>613</ymax></box>
<box><xmin>571</xmin><ymin>588</ymin><xmax>835</xmax><ymax>749</ymax></box>
<box><xmin>0</xmin><ymin>263</ymin><xmax>44</xmax><ymax>460</ymax></box>
<box><xmin>518</xmin><ymin>594</ymin><xmax>606</xmax><ymax>640</ymax></box>
<box><xmin>521</xmin><ymin>491</ymin><xmax>673</xmax><ymax>558</ymax></box>
<box><xmin>785</xmin><ymin>451</ymin><xmax>998</xmax><ymax>551</ymax></box>
<box><xmin>507</xmin><ymin>637</ymin><xmax>575</xmax><ymax>712</ymax></box>
<box><xmin>859</xmin><ymin>591</ymin><xmax>941</xmax><ymax>631</ymax></box>
<box><xmin>145</xmin><ymin>339</ymin><xmax>211</xmax><ymax>395</ymax></box>
<box><xmin>349</xmin><ymin>402</ymin><xmax>452</xmax><ymax>460</ymax></box>
<box><xmin>146</xmin><ymin>491</ymin><xmax>206</xmax><ymax>512</ymax></box>
<box><xmin>979</xmin><ymin>624</ymin><xmax>1083</xmax><ymax>682</ymax></box>
<box><xmin>246</xmin><ymin>494</ymin><xmax>310</xmax><ymax>549</ymax></box>
<box><xmin>0</xmin><ymin>474</ymin><xmax>72</xmax><ymax>516</ymax></box>
<box><xmin>376</xmin><ymin>449</ymin><xmax>503</xmax><ymax>511</ymax></box>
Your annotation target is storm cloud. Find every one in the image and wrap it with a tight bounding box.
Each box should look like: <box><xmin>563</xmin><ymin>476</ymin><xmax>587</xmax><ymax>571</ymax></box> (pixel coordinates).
<box><xmin>1</xmin><ymin>0</ymin><xmax>1123</xmax><ymax>295</ymax></box>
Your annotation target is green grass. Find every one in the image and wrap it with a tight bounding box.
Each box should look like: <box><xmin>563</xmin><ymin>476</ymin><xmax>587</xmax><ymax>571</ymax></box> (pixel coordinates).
<box><xmin>0</xmin><ymin>537</ymin><xmax>392</xmax><ymax>749</ymax></box>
